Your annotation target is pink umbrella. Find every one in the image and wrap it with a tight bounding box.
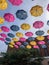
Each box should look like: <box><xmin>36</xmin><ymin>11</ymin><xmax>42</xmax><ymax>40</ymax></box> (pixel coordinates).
<box><xmin>14</xmin><ymin>44</ymin><xmax>19</xmax><ymax>49</ymax></box>
<box><xmin>19</xmin><ymin>37</ymin><xmax>26</xmax><ymax>42</ymax></box>
<box><xmin>1</xmin><ymin>26</ymin><xmax>10</xmax><ymax>32</ymax></box>
<box><xmin>38</xmin><ymin>41</ymin><xmax>45</xmax><ymax>45</ymax></box>
<box><xmin>33</xmin><ymin>45</ymin><xmax>39</xmax><ymax>49</ymax></box>
<box><xmin>9</xmin><ymin>0</ymin><xmax>23</xmax><ymax>6</ymax></box>
<box><xmin>0</xmin><ymin>33</ymin><xmax>7</xmax><ymax>38</ymax></box>
<box><xmin>33</xmin><ymin>21</ymin><xmax>44</xmax><ymax>29</ymax></box>
<box><xmin>4</xmin><ymin>13</ymin><xmax>15</xmax><ymax>22</ymax></box>
<box><xmin>15</xmin><ymin>42</ymin><xmax>21</xmax><ymax>46</ymax></box>
<box><xmin>0</xmin><ymin>38</ymin><xmax>5</xmax><ymax>42</ymax></box>
<box><xmin>25</xmin><ymin>32</ymin><xmax>33</xmax><ymax>37</ymax></box>
<box><xmin>47</xmin><ymin>4</ymin><xmax>49</xmax><ymax>11</ymax></box>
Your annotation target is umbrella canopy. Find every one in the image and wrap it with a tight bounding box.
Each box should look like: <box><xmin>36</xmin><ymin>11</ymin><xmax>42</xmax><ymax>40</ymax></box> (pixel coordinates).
<box><xmin>33</xmin><ymin>21</ymin><xmax>44</xmax><ymax>29</ymax></box>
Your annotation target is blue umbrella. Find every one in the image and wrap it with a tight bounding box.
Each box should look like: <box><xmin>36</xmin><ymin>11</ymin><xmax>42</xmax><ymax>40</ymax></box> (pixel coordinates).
<box><xmin>16</xmin><ymin>10</ymin><xmax>28</xmax><ymax>20</ymax></box>
<box><xmin>35</xmin><ymin>30</ymin><xmax>44</xmax><ymax>36</ymax></box>
<box><xmin>27</xmin><ymin>37</ymin><xmax>35</xmax><ymax>41</ymax></box>
<box><xmin>10</xmin><ymin>25</ymin><xmax>20</xmax><ymax>31</ymax></box>
<box><xmin>7</xmin><ymin>33</ymin><xmax>15</xmax><ymax>38</ymax></box>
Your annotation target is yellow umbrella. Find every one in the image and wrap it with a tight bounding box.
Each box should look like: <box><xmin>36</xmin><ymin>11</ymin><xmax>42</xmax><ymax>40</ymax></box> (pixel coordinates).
<box><xmin>0</xmin><ymin>28</ymin><xmax>2</xmax><ymax>32</ymax></box>
<box><xmin>0</xmin><ymin>17</ymin><xmax>4</xmax><ymax>24</ymax></box>
<box><xmin>12</xmin><ymin>38</ymin><xmax>18</xmax><ymax>42</ymax></box>
<box><xmin>26</xmin><ymin>45</ymin><xmax>32</xmax><ymax>49</ymax></box>
<box><xmin>9</xmin><ymin>41</ymin><xmax>15</xmax><ymax>45</ymax></box>
<box><xmin>30</xmin><ymin>5</ymin><xmax>43</xmax><ymax>17</ymax></box>
<box><xmin>16</xmin><ymin>32</ymin><xmax>23</xmax><ymax>37</ymax></box>
<box><xmin>21</xmin><ymin>23</ymin><xmax>30</xmax><ymax>30</ymax></box>
<box><xmin>30</xmin><ymin>41</ymin><xmax>37</xmax><ymax>46</ymax></box>
<box><xmin>36</xmin><ymin>36</ymin><xmax>45</xmax><ymax>40</ymax></box>
<box><xmin>9</xmin><ymin>44</ymin><xmax>14</xmax><ymax>48</ymax></box>
<box><xmin>0</xmin><ymin>1</ymin><xmax>8</xmax><ymax>10</ymax></box>
<box><xmin>47</xmin><ymin>30</ymin><xmax>49</xmax><ymax>34</ymax></box>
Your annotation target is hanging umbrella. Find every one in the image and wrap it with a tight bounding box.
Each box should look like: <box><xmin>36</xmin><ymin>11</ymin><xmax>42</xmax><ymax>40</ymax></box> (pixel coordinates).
<box><xmin>30</xmin><ymin>41</ymin><xmax>37</xmax><ymax>46</ymax></box>
<box><xmin>7</xmin><ymin>33</ymin><xmax>15</xmax><ymax>38</ymax></box>
<box><xmin>22</xmin><ymin>42</ymin><xmax>29</xmax><ymax>46</ymax></box>
<box><xmin>35</xmin><ymin>30</ymin><xmax>44</xmax><ymax>36</ymax></box>
<box><xmin>20</xmin><ymin>45</ymin><xmax>25</xmax><ymax>48</ymax></box>
<box><xmin>12</xmin><ymin>38</ymin><xmax>18</xmax><ymax>42</ymax></box>
<box><xmin>16</xmin><ymin>32</ymin><xmax>23</xmax><ymax>37</ymax></box>
<box><xmin>0</xmin><ymin>38</ymin><xmax>5</xmax><ymax>42</ymax></box>
<box><xmin>27</xmin><ymin>37</ymin><xmax>35</xmax><ymax>41</ymax></box>
<box><xmin>1</xmin><ymin>26</ymin><xmax>10</xmax><ymax>32</ymax></box>
<box><xmin>15</xmin><ymin>41</ymin><xmax>21</xmax><ymax>46</ymax></box>
<box><xmin>21</xmin><ymin>23</ymin><xmax>30</xmax><ymax>30</ymax></box>
<box><xmin>38</xmin><ymin>41</ymin><xmax>45</xmax><ymax>45</ymax></box>
<box><xmin>25</xmin><ymin>32</ymin><xmax>33</xmax><ymax>37</ymax></box>
<box><xmin>0</xmin><ymin>33</ymin><xmax>7</xmax><ymax>38</ymax></box>
<box><xmin>36</xmin><ymin>36</ymin><xmax>45</xmax><ymax>40</ymax></box>
<box><xmin>30</xmin><ymin>5</ymin><xmax>43</xmax><ymax>17</ymax></box>
<box><xmin>0</xmin><ymin>0</ymin><xmax>8</xmax><ymax>10</ymax></box>
<box><xmin>47</xmin><ymin>30</ymin><xmax>49</xmax><ymax>34</ymax></box>
<box><xmin>19</xmin><ymin>37</ymin><xmax>26</xmax><ymax>42</ymax></box>
<box><xmin>4</xmin><ymin>13</ymin><xmax>15</xmax><ymax>22</ymax></box>
<box><xmin>10</xmin><ymin>25</ymin><xmax>20</xmax><ymax>31</ymax></box>
<box><xmin>5</xmin><ymin>38</ymin><xmax>11</xmax><ymax>42</ymax></box>
<box><xmin>26</xmin><ymin>45</ymin><xmax>32</xmax><ymax>49</ymax></box>
<box><xmin>47</xmin><ymin>35</ymin><xmax>49</xmax><ymax>39</ymax></box>
<box><xmin>16</xmin><ymin>10</ymin><xmax>28</xmax><ymax>20</ymax></box>
<box><xmin>33</xmin><ymin>21</ymin><xmax>44</xmax><ymax>29</ymax></box>
<box><xmin>47</xmin><ymin>4</ymin><xmax>49</xmax><ymax>11</ymax></box>
<box><xmin>0</xmin><ymin>17</ymin><xmax>4</xmax><ymax>24</ymax></box>
<box><xmin>9</xmin><ymin>0</ymin><xmax>23</xmax><ymax>6</ymax></box>
<box><xmin>47</xmin><ymin>20</ymin><xmax>49</xmax><ymax>26</ymax></box>
<box><xmin>33</xmin><ymin>45</ymin><xmax>39</xmax><ymax>49</ymax></box>
<box><xmin>41</xmin><ymin>45</ymin><xmax>47</xmax><ymax>48</ymax></box>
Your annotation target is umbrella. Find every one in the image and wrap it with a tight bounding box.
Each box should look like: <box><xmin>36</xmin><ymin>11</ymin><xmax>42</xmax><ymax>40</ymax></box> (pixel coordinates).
<box><xmin>0</xmin><ymin>33</ymin><xmax>7</xmax><ymax>38</ymax></box>
<box><xmin>16</xmin><ymin>32</ymin><xmax>23</xmax><ymax>37</ymax></box>
<box><xmin>0</xmin><ymin>0</ymin><xmax>8</xmax><ymax>10</ymax></box>
<box><xmin>1</xmin><ymin>26</ymin><xmax>10</xmax><ymax>32</ymax></box>
<box><xmin>47</xmin><ymin>4</ymin><xmax>49</xmax><ymax>11</ymax></box>
<box><xmin>9</xmin><ymin>0</ymin><xmax>23</xmax><ymax>6</ymax></box>
<box><xmin>33</xmin><ymin>45</ymin><xmax>39</xmax><ymax>49</ymax></box>
<box><xmin>12</xmin><ymin>38</ymin><xmax>18</xmax><ymax>42</ymax></box>
<box><xmin>47</xmin><ymin>30</ymin><xmax>49</xmax><ymax>34</ymax></box>
<box><xmin>30</xmin><ymin>5</ymin><xmax>43</xmax><ymax>17</ymax></box>
<box><xmin>25</xmin><ymin>32</ymin><xmax>33</xmax><ymax>37</ymax></box>
<box><xmin>36</xmin><ymin>36</ymin><xmax>45</xmax><ymax>40</ymax></box>
<box><xmin>21</xmin><ymin>23</ymin><xmax>30</xmax><ymax>30</ymax></box>
<box><xmin>10</xmin><ymin>25</ymin><xmax>20</xmax><ymax>31</ymax></box>
<box><xmin>35</xmin><ymin>30</ymin><xmax>44</xmax><ymax>36</ymax></box>
<box><xmin>5</xmin><ymin>38</ymin><xmax>11</xmax><ymax>42</ymax></box>
<box><xmin>22</xmin><ymin>42</ymin><xmax>29</xmax><ymax>46</ymax></box>
<box><xmin>0</xmin><ymin>17</ymin><xmax>4</xmax><ymax>24</ymax></box>
<box><xmin>33</xmin><ymin>21</ymin><xmax>44</xmax><ymax>29</ymax></box>
<box><xmin>41</xmin><ymin>45</ymin><xmax>47</xmax><ymax>48</ymax></box>
<box><xmin>4</xmin><ymin>13</ymin><xmax>15</xmax><ymax>22</ymax></box>
<box><xmin>16</xmin><ymin>10</ymin><xmax>28</xmax><ymax>20</ymax></box>
<box><xmin>27</xmin><ymin>37</ymin><xmax>35</xmax><ymax>41</ymax></box>
<box><xmin>26</xmin><ymin>45</ymin><xmax>32</xmax><ymax>49</ymax></box>
<box><xmin>20</xmin><ymin>45</ymin><xmax>25</xmax><ymax>48</ymax></box>
<box><xmin>19</xmin><ymin>37</ymin><xmax>26</xmax><ymax>42</ymax></box>
<box><xmin>47</xmin><ymin>20</ymin><xmax>49</xmax><ymax>26</ymax></box>
<box><xmin>15</xmin><ymin>41</ymin><xmax>21</xmax><ymax>46</ymax></box>
<box><xmin>7</xmin><ymin>33</ymin><xmax>15</xmax><ymax>38</ymax></box>
<box><xmin>38</xmin><ymin>41</ymin><xmax>45</xmax><ymax>45</ymax></box>
<box><xmin>30</xmin><ymin>41</ymin><xmax>37</xmax><ymax>46</ymax></box>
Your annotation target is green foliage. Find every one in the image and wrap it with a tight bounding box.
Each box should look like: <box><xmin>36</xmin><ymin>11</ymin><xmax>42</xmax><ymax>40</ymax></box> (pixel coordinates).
<box><xmin>0</xmin><ymin>48</ymin><xmax>43</xmax><ymax>65</ymax></box>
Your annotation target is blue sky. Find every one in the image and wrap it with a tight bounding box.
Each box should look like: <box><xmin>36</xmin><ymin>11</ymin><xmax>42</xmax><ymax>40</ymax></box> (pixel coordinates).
<box><xmin>0</xmin><ymin>0</ymin><xmax>49</xmax><ymax>53</ymax></box>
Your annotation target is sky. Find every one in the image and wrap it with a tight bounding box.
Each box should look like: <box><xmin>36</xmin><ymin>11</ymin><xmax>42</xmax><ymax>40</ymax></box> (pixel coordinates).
<box><xmin>0</xmin><ymin>0</ymin><xmax>49</xmax><ymax>53</ymax></box>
